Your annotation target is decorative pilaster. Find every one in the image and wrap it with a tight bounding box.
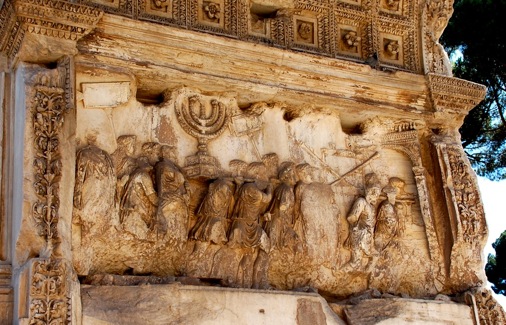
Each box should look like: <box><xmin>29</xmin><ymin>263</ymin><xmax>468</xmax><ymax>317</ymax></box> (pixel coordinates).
<box><xmin>432</xmin><ymin>134</ymin><xmax>488</xmax><ymax>290</ymax></box>
<box><xmin>32</xmin><ymin>81</ymin><xmax>65</xmax><ymax>255</ymax></box>
<box><xmin>22</xmin><ymin>58</ymin><xmax>75</xmax><ymax>325</ymax></box>
<box><xmin>433</xmin><ymin>138</ymin><xmax>487</xmax><ymax>248</ymax></box>
<box><xmin>465</xmin><ymin>288</ymin><xmax>506</xmax><ymax>325</ymax></box>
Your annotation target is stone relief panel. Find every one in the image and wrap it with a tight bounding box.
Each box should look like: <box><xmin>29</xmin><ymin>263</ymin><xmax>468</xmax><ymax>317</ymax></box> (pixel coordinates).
<box><xmin>71</xmin><ymin>81</ymin><xmax>449</xmax><ymax>297</ymax></box>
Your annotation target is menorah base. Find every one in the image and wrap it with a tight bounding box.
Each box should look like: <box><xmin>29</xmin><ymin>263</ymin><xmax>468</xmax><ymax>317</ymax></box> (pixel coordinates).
<box><xmin>183</xmin><ymin>154</ymin><xmax>222</xmax><ymax>179</ymax></box>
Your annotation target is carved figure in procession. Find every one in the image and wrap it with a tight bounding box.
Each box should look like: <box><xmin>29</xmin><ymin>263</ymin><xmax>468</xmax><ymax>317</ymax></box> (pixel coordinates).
<box><xmin>228</xmin><ymin>162</ymin><xmax>272</xmax><ymax>251</ymax></box>
<box><xmin>155</xmin><ymin>145</ymin><xmax>190</xmax><ymax>244</ymax></box>
<box><xmin>229</xmin><ymin>159</ymin><xmax>248</xmax><ymax>178</ymax></box>
<box><xmin>119</xmin><ymin>156</ymin><xmax>158</xmax><ymax>240</ymax></box>
<box><xmin>111</xmin><ymin>135</ymin><xmax>137</xmax><ymax>179</ymax></box>
<box><xmin>111</xmin><ymin>135</ymin><xmax>138</xmax><ymax>201</ymax></box>
<box><xmin>293</xmin><ymin>163</ymin><xmax>315</xmax><ymax>243</ymax></box>
<box><xmin>374</xmin><ymin>181</ymin><xmax>401</xmax><ymax>252</ymax></box>
<box><xmin>74</xmin><ymin>144</ymin><xmax>116</xmax><ymax>237</ymax></box>
<box><xmin>142</xmin><ymin>142</ymin><xmax>163</xmax><ymax>166</ymax></box>
<box><xmin>264</xmin><ymin>162</ymin><xmax>299</xmax><ymax>252</ymax></box>
<box><xmin>189</xmin><ymin>177</ymin><xmax>235</xmax><ymax>244</ymax></box>
<box><xmin>346</xmin><ymin>173</ymin><xmax>381</xmax><ymax>269</ymax></box>
<box><xmin>262</xmin><ymin>153</ymin><xmax>280</xmax><ymax>180</ymax></box>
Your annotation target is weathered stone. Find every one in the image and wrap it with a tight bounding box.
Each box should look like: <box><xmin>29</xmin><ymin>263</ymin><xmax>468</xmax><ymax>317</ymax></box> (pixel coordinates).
<box><xmin>344</xmin><ymin>298</ymin><xmax>475</xmax><ymax>325</ymax></box>
<box><xmin>81</xmin><ymin>284</ymin><xmax>346</xmax><ymax>325</ymax></box>
<box><xmin>0</xmin><ymin>0</ymin><xmax>503</xmax><ymax>324</ymax></box>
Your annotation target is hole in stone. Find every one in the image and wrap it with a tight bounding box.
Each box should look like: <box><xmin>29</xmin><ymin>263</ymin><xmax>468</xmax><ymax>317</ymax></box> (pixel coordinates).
<box><xmin>283</xmin><ymin>111</ymin><xmax>295</xmax><ymax>122</ymax></box>
<box><xmin>250</xmin><ymin>3</ymin><xmax>278</xmax><ymax>17</ymax></box>
<box><xmin>136</xmin><ymin>89</ymin><xmax>165</xmax><ymax>105</ymax></box>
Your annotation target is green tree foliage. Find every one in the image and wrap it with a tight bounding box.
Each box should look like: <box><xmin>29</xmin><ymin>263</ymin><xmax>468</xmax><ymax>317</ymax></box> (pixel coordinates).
<box><xmin>486</xmin><ymin>230</ymin><xmax>506</xmax><ymax>295</ymax></box>
<box><xmin>441</xmin><ymin>0</ymin><xmax>506</xmax><ymax>180</ymax></box>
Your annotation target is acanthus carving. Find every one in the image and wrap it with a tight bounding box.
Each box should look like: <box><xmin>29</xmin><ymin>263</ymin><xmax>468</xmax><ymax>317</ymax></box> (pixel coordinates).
<box><xmin>32</xmin><ymin>81</ymin><xmax>65</xmax><ymax>254</ymax></box>
<box><xmin>29</xmin><ymin>258</ymin><xmax>69</xmax><ymax>325</ymax></box>
<box><xmin>27</xmin><ymin>62</ymin><xmax>74</xmax><ymax>325</ymax></box>
<box><xmin>436</xmin><ymin>141</ymin><xmax>487</xmax><ymax>245</ymax></box>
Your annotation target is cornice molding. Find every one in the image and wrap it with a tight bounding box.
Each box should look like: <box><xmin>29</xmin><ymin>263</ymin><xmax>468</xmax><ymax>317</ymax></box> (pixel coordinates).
<box><xmin>427</xmin><ymin>73</ymin><xmax>487</xmax><ymax>116</ymax></box>
<box><xmin>0</xmin><ymin>0</ymin><xmax>102</xmax><ymax>69</ymax></box>
<box><xmin>14</xmin><ymin>0</ymin><xmax>103</xmax><ymax>41</ymax></box>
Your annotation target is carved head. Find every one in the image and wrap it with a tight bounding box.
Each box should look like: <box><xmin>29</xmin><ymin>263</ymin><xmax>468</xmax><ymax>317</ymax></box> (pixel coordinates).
<box><xmin>383</xmin><ymin>184</ymin><xmax>399</xmax><ymax>204</ymax></box>
<box><xmin>296</xmin><ymin>163</ymin><xmax>313</xmax><ymax>184</ymax></box>
<box><xmin>229</xmin><ymin>159</ymin><xmax>248</xmax><ymax>177</ymax></box>
<box><xmin>117</xmin><ymin>135</ymin><xmax>136</xmax><ymax>155</ymax></box>
<box><xmin>142</xmin><ymin>142</ymin><xmax>162</xmax><ymax>165</ymax></box>
<box><xmin>389</xmin><ymin>177</ymin><xmax>405</xmax><ymax>194</ymax></box>
<box><xmin>395</xmin><ymin>202</ymin><xmax>405</xmax><ymax>218</ymax></box>
<box><xmin>278</xmin><ymin>162</ymin><xmax>296</xmax><ymax>185</ymax></box>
<box><xmin>246</xmin><ymin>162</ymin><xmax>268</xmax><ymax>182</ymax></box>
<box><xmin>161</xmin><ymin>145</ymin><xmax>177</xmax><ymax>163</ymax></box>
<box><xmin>136</xmin><ymin>156</ymin><xmax>151</xmax><ymax>169</ymax></box>
<box><xmin>262</xmin><ymin>153</ymin><xmax>279</xmax><ymax>178</ymax></box>
<box><xmin>365</xmin><ymin>186</ymin><xmax>381</xmax><ymax>205</ymax></box>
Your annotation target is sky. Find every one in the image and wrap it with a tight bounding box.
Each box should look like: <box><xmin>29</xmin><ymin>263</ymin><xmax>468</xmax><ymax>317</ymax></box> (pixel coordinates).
<box><xmin>478</xmin><ymin>176</ymin><xmax>506</xmax><ymax>307</ymax></box>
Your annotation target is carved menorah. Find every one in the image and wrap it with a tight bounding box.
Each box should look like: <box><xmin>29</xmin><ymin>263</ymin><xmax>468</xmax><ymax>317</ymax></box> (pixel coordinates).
<box><xmin>177</xmin><ymin>95</ymin><xmax>228</xmax><ymax>155</ymax></box>
<box><xmin>175</xmin><ymin>94</ymin><xmax>230</xmax><ymax>178</ymax></box>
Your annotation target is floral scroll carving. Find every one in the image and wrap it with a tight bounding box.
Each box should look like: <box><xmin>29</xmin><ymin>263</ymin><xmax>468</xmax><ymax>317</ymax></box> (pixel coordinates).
<box><xmin>28</xmin><ymin>62</ymin><xmax>74</xmax><ymax>325</ymax></box>
<box><xmin>435</xmin><ymin>141</ymin><xmax>487</xmax><ymax>245</ymax></box>
<box><xmin>32</xmin><ymin>81</ymin><xmax>65</xmax><ymax>254</ymax></box>
<box><xmin>29</xmin><ymin>259</ymin><xmax>69</xmax><ymax>325</ymax></box>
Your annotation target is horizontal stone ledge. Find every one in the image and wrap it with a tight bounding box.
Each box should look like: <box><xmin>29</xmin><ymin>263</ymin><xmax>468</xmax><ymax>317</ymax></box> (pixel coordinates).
<box><xmin>77</xmin><ymin>15</ymin><xmax>429</xmax><ymax>113</ymax></box>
